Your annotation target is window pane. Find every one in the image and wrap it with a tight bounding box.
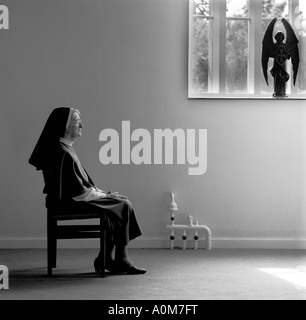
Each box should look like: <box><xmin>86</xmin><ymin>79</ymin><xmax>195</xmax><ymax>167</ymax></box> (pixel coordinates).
<box><xmin>226</xmin><ymin>19</ymin><xmax>249</xmax><ymax>93</ymax></box>
<box><xmin>193</xmin><ymin>0</ymin><xmax>210</xmax><ymax>16</ymax></box>
<box><xmin>262</xmin><ymin>0</ymin><xmax>288</xmax><ymax>19</ymax></box>
<box><xmin>227</xmin><ymin>0</ymin><xmax>249</xmax><ymax>18</ymax></box>
<box><xmin>191</xmin><ymin>17</ymin><xmax>213</xmax><ymax>93</ymax></box>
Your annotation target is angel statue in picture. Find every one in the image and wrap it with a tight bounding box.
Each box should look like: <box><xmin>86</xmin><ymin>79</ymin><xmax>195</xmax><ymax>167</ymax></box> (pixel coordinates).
<box><xmin>262</xmin><ymin>18</ymin><xmax>300</xmax><ymax>98</ymax></box>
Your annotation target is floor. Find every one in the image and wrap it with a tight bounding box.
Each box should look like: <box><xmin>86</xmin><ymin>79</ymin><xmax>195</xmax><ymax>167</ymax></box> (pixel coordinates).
<box><xmin>1</xmin><ymin>248</ymin><xmax>306</xmax><ymax>300</ymax></box>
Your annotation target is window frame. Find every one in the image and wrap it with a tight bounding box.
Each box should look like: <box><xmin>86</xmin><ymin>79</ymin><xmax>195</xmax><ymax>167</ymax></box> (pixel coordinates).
<box><xmin>188</xmin><ymin>0</ymin><xmax>306</xmax><ymax>100</ymax></box>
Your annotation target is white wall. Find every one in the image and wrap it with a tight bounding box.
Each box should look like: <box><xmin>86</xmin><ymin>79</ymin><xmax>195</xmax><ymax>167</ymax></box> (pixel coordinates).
<box><xmin>1</xmin><ymin>0</ymin><xmax>306</xmax><ymax>249</ymax></box>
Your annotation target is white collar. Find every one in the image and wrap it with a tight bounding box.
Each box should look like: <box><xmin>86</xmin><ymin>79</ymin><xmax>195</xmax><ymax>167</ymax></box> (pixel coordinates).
<box><xmin>60</xmin><ymin>137</ymin><xmax>74</xmax><ymax>146</ymax></box>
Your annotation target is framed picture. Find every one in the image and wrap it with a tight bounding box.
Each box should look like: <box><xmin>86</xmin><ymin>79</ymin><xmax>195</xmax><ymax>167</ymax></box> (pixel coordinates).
<box><xmin>188</xmin><ymin>0</ymin><xmax>306</xmax><ymax>99</ymax></box>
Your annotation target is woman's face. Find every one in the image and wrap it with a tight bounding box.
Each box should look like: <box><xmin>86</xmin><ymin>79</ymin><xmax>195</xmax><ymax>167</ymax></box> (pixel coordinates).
<box><xmin>67</xmin><ymin>111</ymin><xmax>84</xmax><ymax>140</ymax></box>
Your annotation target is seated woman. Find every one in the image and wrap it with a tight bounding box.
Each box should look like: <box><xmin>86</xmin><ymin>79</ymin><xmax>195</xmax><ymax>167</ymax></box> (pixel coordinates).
<box><xmin>29</xmin><ymin>107</ymin><xmax>146</xmax><ymax>275</ymax></box>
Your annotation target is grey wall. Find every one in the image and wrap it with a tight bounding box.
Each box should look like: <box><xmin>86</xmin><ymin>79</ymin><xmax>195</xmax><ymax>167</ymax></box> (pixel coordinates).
<box><xmin>1</xmin><ymin>0</ymin><xmax>306</xmax><ymax>248</ymax></box>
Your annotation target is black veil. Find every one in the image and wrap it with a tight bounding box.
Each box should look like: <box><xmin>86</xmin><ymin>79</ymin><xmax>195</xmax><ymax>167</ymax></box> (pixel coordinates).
<box><xmin>29</xmin><ymin>107</ymin><xmax>72</xmax><ymax>171</ymax></box>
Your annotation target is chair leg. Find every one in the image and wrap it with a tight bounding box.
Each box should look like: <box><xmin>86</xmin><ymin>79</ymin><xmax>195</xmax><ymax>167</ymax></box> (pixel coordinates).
<box><xmin>47</xmin><ymin>234</ymin><xmax>53</xmax><ymax>276</ymax></box>
<box><xmin>52</xmin><ymin>238</ymin><xmax>57</xmax><ymax>268</ymax></box>
<box><xmin>100</xmin><ymin>215</ymin><xmax>106</xmax><ymax>278</ymax></box>
<box><xmin>47</xmin><ymin>216</ymin><xmax>57</xmax><ymax>276</ymax></box>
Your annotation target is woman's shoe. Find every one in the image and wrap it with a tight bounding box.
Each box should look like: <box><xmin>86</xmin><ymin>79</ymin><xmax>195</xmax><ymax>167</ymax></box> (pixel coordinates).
<box><xmin>94</xmin><ymin>257</ymin><xmax>116</xmax><ymax>273</ymax></box>
<box><xmin>125</xmin><ymin>265</ymin><xmax>147</xmax><ymax>275</ymax></box>
<box><xmin>109</xmin><ymin>262</ymin><xmax>147</xmax><ymax>275</ymax></box>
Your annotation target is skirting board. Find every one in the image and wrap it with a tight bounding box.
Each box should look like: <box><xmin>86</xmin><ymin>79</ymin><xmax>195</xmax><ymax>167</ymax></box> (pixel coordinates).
<box><xmin>1</xmin><ymin>237</ymin><xmax>306</xmax><ymax>249</ymax></box>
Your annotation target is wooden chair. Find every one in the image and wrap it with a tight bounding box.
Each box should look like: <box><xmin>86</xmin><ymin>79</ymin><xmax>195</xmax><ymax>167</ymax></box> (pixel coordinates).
<box><xmin>43</xmin><ymin>170</ymin><xmax>106</xmax><ymax>278</ymax></box>
<box><xmin>47</xmin><ymin>209</ymin><xmax>106</xmax><ymax>278</ymax></box>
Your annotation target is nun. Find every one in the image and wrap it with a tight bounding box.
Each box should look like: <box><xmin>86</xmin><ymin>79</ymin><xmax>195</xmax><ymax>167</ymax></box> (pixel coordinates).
<box><xmin>29</xmin><ymin>107</ymin><xmax>146</xmax><ymax>275</ymax></box>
